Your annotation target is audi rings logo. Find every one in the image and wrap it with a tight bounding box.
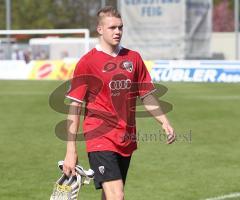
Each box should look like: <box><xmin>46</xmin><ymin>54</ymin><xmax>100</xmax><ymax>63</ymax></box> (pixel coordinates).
<box><xmin>109</xmin><ymin>79</ymin><xmax>132</xmax><ymax>90</ymax></box>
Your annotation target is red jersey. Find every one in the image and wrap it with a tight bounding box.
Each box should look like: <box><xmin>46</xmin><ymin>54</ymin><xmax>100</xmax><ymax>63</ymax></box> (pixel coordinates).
<box><xmin>66</xmin><ymin>46</ymin><xmax>155</xmax><ymax>156</ymax></box>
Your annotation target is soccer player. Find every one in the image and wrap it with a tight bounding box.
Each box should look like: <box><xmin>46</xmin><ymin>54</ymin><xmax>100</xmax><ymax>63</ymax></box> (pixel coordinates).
<box><xmin>63</xmin><ymin>6</ymin><xmax>175</xmax><ymax>200</ymax></box>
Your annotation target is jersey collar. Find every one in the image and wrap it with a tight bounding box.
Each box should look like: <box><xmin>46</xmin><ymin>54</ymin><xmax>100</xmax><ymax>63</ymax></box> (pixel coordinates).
<box><xmin>95</xmin><ymin>44</ymin><xmax>122</xmax><ymax>57</ymax></box>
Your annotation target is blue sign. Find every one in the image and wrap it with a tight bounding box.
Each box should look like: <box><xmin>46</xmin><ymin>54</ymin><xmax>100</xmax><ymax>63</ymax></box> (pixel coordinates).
<box><xmin>150</xmin><ymin>61</ymin><xmax>240</xmax><ymax>83</ymax></box>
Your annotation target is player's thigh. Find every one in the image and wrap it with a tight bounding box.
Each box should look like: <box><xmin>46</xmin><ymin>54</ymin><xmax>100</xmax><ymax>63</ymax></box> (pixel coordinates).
<box><xmin>88</xmin><ymin>151</ymin><xmax>123</xmax><ymax>190</ymax></box>
<box><xmin>118</xmin><ymin>154</ymin><xmax>131</xmax><ymax>185</ymax></box>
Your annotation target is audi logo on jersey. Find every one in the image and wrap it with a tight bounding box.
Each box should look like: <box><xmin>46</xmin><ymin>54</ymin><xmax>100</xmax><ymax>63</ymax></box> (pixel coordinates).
<box><xmin>109</xmin><ymin>79</ymin><xmax>132</xmax><ymax>90</ymax></box>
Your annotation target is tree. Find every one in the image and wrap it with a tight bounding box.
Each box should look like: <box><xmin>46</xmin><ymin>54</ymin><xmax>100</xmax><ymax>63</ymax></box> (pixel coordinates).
<box><xmin>11</xmin><ymin>0</ymin><xmax>54</xmax><ymax>29</ymax></box>
<box><xmin>0</xmin><ymin>0</ymin><xmax>6</xmax><ymax>29</ymax></box>
<box><xmin>0</xmin><ymin>0</ymin><xmax>118</xmax><ymax>35</ymax></box>
<box><xmin>213</xmin><ymin>0</ymin><xmax>234</xmax><ymax>32</ymax></box>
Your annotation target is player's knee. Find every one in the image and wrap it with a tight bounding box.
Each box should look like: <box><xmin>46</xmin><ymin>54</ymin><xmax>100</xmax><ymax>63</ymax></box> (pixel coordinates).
<box><xmin>104</xmin><ymin>186</ymin><xmax>124</xmax><ymax>200</ymax></box>
<box><xmin>108</xmin><ymin>190</ymin><xmax>124</xmax><ymax>200</ymax></box>
<box><xmin>115</xmin><ymin>190</ymin><xmax>124</xmax><ymax>200</ymax></box>
<box><xmin>102</xmin><ymin>179</ymin><xmax>125</xmax><ymax>200</ymax></box>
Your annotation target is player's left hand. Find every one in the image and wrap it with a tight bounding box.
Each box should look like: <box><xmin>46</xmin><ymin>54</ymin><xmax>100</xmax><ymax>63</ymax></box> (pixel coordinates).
<box><xmin>162</xmin><ymin>123</ymin><xmax>176</xmax><ymax>144</ymax></box>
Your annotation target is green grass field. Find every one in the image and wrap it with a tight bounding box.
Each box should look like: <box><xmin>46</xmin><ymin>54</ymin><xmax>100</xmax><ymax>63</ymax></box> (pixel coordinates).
<box><xmin>0</xmin><ymin>80</ymin><xmax>240</xmax><ymax>200</ymax></box>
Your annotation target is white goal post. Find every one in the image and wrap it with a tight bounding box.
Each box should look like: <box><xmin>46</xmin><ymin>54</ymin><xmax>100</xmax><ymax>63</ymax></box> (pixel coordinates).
<box><xmin>0</xmin><ymin>29</ymin><xmax>90</xmax><ymax>53</ymax></box>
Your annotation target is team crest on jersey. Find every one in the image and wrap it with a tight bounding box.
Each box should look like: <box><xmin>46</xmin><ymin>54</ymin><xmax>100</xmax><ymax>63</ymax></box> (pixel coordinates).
<box><xmin>121</xmin><ymin>61</ymin><xmax>133</xmax><ymax>73</ymax></box>
<box><xmin>98</xmin><ymin>166</ymin><xmax>105</xmax><ymax>175</ymax></box>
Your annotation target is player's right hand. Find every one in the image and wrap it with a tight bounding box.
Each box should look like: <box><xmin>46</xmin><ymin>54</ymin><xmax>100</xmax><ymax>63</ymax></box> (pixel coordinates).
<box><xmin>63</xmin><ymin>151</ymin><xmax>78</xmax><ymax>177</ymax></box>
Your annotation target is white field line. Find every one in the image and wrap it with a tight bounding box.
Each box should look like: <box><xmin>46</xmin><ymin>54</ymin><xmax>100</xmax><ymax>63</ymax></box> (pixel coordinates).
<box><xmin>0</xmin><ymin>92</ymin><xmax>49</xmax><ymax>95</ymax></box>
<box><xmin>203</xmin><ymin>192</ymin><xmax>240</xmax><ymax>200</ymax></box>
<box><xmin>183</xmin><ymin>95</ymin><xmax>240</xmax><ymax>100</ymax></box>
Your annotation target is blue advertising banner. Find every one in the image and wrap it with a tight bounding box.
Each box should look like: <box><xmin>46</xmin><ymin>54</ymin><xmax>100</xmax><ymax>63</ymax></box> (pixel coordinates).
<box><xmin>149</xmin><ymin>60</ymin><xmax>240</xmax><ymax>82</ymax></box>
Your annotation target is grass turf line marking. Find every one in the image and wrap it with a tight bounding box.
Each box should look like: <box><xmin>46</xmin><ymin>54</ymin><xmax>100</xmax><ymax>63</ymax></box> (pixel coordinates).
<box><xmin>203</xmin><ymin>192</ymin><xmax>240</xmax><ymax>200</ymax></box>
<box><xmin>0</xmin><ymin>92</ymin><xmax>48</xmax><ymax>95</ymax></box>
<box><xmin>183</xmin><ymin>95</ymin><xmax>240</xmax><ymax>100</ymax></box>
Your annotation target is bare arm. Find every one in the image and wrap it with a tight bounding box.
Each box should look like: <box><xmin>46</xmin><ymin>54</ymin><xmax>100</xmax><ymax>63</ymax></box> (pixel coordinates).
<box><xmin>142</xmin><ymin>94</ymin><xmax>175</xmax><ymax>144</ymax></box>
<box><xmin>63</xmin><ymin>101</ymin><xmax>82</xmax><ymax>176</ymax></box>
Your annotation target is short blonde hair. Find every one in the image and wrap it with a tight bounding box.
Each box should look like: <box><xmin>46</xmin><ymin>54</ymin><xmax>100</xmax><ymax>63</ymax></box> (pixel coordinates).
<box><xmin>97</xmin><ymin>6</ymin><xmax>121</xmax><ymax>25</ymax></box>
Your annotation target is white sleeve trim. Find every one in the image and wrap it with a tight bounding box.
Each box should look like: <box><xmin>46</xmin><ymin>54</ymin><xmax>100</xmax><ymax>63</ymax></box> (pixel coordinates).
<box><xmin>65</xmin><ymin>95</ymin><xmax>84</xmax><ymax>103</ymax></box>
<box><xmin>139</xmin><ymin>88</ymin><xmax>157</xmax><ymax>99</ymax></box>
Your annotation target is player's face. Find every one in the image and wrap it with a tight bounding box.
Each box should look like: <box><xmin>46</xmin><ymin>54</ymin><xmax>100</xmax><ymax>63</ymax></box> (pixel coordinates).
<box><xmin>98</xmin><ymin>16</ymin><xmax>123</xmax><ymax>47</ymax></box>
